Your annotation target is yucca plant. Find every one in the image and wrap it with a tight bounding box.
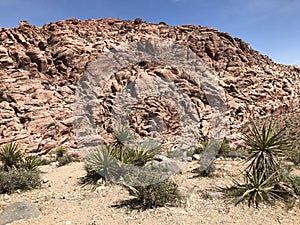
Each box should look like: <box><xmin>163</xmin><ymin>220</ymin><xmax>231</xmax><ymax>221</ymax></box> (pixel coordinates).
<box><xmin>55</xmin><ymin>146</ymin><xmax>68</xmax><ymax>159</ymax></box>
<box><xmin>121</xmin><ymin>141</ymin><xmax>161</xmax><ymax>166</ymax></box>
<box><xmin>222</xmin><ymin>121</ymin><xmax>292</xmax><ymax>207</ymax></box>
<box><xmin>113</xmin><ymin>125</ymin><xmax>134</xmax><ymax>148</ymax></box>
<box><xmin>83</xmin><ymin>125</ymin><xmax>162</xmax><ymax>184</ymax></box>
<box><xmin>0</xmin><ymin>142</ymin><xmax>24</xmax><ymax>170</ymax></box>
<box><xmin>84</xmin><ymin>145</ymin><xmax>124</xmax><ymax>182</ymax></box>
<box><xmin>21</xmin><ymin>156</ymin><xmax>41</xmax><ymax>171</ymax></box>
<box><xmin>224</xmin><ymin>169</ymin><xmax>281</xmax><ymax>207</ymax></box>
<box><xmin>243</xmin><ymin>121</ymin><xmax>289</xmax><ymax>181</ymax></box>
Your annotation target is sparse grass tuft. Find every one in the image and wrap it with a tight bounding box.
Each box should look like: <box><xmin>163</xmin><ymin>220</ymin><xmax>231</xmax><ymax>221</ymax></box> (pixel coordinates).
<box><xmin>21</xmin><ymin>156</ymin><xmax>42</xmax><ymax>171</ymax></box>
<box><xmin>55</xmin><ymin>146</ymin><xmax>68</xmax><ymax>159</ymax></box>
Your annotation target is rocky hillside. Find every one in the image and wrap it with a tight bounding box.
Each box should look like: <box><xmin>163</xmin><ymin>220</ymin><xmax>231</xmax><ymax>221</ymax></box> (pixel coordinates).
<box><xmin>0</xmin><ymin>18</ymin><xmax>299</xmax><ymax>155</ymax></box>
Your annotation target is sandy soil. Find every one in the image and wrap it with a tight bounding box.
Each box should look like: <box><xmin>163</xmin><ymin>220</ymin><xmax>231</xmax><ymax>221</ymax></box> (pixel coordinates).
<box><xmin>1</xmin><ymin>159</ymin><xmax>299</xmax><ymax>225</ymax></box>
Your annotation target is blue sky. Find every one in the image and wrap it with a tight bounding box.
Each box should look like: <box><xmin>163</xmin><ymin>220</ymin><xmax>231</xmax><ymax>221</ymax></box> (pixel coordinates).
<box><xmin>1</xmin><ymin>0</ymin><xmax>299</xmax><ymax>65</ymax></box>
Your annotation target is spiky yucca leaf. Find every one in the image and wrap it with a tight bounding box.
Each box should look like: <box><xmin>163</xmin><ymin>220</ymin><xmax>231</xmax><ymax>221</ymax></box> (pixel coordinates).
<box><xmin>225</xmin><ymin>170</ymin><xmax>281</xmax><ymax>208</ymax></box>
<box><xmin>113</xmin><ymin>126</ymin><xmax>133</xmax><ymax>147</ymax></box>
<box><xmin>22</xmin><ymin>156</ymin><xmax>41</xmax><ymax>171</ymax></box>
<box><xmin>121</xmin><ymin>141</ymin><xmax>161</xmax><ymax>166</ymax></box>
<box><xmin>84</xmin><ymin>145</ymin><xmax>123</xmax><ymax>181</ymax></box>
<box><xmin>243</xmin><ymin>121</ymin><xmax>289</xmax><ymax>180</ymax></box>
<box><xmin>55</xmin><ymin>146</ymin><xmax>68</xmax><ymax>159</ymax></box>
<box><xmin>0</xmin><ymin>142</ymin><xmax>24</xmax><ymax>169</ymax></box>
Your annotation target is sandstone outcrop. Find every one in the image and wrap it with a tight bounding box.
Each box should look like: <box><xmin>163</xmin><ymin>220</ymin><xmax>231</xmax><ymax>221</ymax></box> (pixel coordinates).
<box><xmin>0</xmin><ymin>18</ymin><xmax>299</xmax><ymax>155</ymax></box>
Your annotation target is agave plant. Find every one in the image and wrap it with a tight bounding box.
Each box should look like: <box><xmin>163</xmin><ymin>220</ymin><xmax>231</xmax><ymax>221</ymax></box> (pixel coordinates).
<box><xmin>0</xmin><ymin>142</ymin><xmax>24</xmax><ymax>170</ymax></box>
<box><xmin>243</xmin><ymin>121</ymin><xmax>289</xmax><ymax>180</ymax></box>
<box><xmin>225</xmin><ymin>170</ymin><xmax>281</xmax><ymax>207</ymax></box>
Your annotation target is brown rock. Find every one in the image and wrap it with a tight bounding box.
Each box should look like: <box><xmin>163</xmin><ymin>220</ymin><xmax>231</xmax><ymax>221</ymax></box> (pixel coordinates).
<box><xmin>134</xmin><ymin>18</ymin><xmax>143</xmax><ymax>25</ymax></box>
<box><xmin>26</xmin><ymin>48</ymin><xmax>47</xmax><ymax>72</ymax></box>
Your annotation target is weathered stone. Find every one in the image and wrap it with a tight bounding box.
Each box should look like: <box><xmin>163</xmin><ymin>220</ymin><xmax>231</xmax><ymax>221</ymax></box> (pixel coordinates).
<box><xmin>0</xmin><ymin>201</ymin><xmax>41</xmax><ymax>225</ymax></box>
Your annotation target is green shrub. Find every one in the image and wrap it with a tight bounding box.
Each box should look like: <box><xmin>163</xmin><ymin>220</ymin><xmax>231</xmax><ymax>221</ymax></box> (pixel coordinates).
<box><xmin>57</xmin><ymin>155</ymin><xmax>79</xmax><ymax>167</ymax></box>
<box><xmin>130</xmin><ymin>179</ymin><xmax>182</xmax><ymax>208</ymax></box>
<box><xmin>124</xmin><ymin>170</ymin><xmax>183</xmax><ymax>208</ymax></box>
<box><xmin>0</xmin><ymin>168</ymin><xmax>41</xmax><ymax>194</ymax></box>
<box><xmin>281</xmin><ymin>172</ymin><xmax>300</xmax><ymax>195</ymax></box>
<box><xmin>54</xmin><ymin>146</ymin><xmax>79</xmax><ymax>167</ymax></box>
<box><xmin>39</xmin><ymin>158</ymin><xmax>54</xmax><ymax>165</ymax></box>
<box><xmin>0</xmin><ymin>142</ymin><xmax>24</xmax><ymax>170</ymax></box>
<box><xmin>0</xmin><ymin>142</ymin><xmax>42</xmax><ymax>194</ymax></box>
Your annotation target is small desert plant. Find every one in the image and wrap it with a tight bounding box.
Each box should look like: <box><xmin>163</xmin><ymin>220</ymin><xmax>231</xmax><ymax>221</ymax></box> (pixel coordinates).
<box><xmin>0</xmin><ymin>142</ymin><xmax>42</xmax><ymax>194</ymax></box>
<box><xmin>57</xmin><ymin>154</ymin><xmax>79</xmax><ymax>167</ymax></box>
<box><xmin>281</xmin><ymin>171</ymin><xmax>300</xmax><ymax>195</ymax></box>
<box><xmin>0</xmin><ymin>142</ymin><xmax>24</xmax><ymax>170</ymax></box>
<box><xmin>83</xmin><ymin>126</ymin><xmax>161</xmax><ymax>183</ymax></box>
<box><xmin>55</xmin><ymin>146</ymin><xmax>78</xmax><ymax>167</ymax></box>
<box><xmin>121</xmin><ymin>141</ymin><xmax>160</xmax><ymax>166</ymax></box>
<box><xmin>39</xmin><ymin>158</ymin><xmax>54</xmax><ymax>165</ymax></box>
<box><xmin>113</xmin><ymin>125</ymin><xmax>134</xmax><ymax>148</ymax></box>
<box><xmin>131</xmin><ymin>179</ymin><xmax>182</xmax><ymax>208</ymax></box>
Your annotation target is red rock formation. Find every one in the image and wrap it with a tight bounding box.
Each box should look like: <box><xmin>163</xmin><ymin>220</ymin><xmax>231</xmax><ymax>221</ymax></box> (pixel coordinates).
<box><xmin>0</xmin><ymin>18</ymin><xmax>299</xmax><ymax>154</ymax></box>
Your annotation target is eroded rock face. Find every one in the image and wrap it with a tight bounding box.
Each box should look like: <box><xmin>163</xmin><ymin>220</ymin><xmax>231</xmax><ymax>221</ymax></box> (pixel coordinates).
<box><xmin>0</xmin><ymin>18</ymin><xmax>299</xmax><ymax>155</ymax></box>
